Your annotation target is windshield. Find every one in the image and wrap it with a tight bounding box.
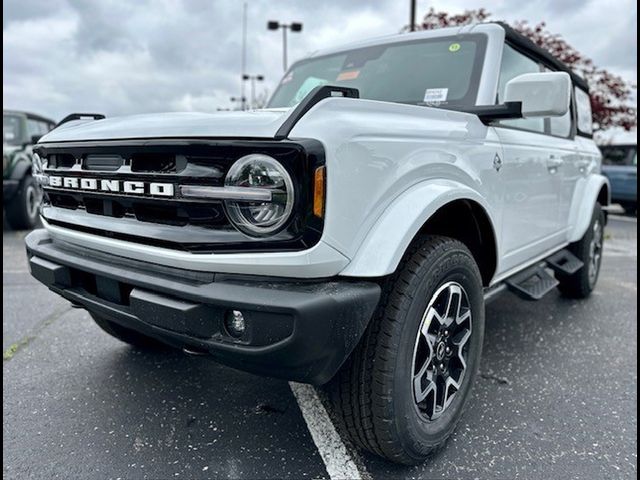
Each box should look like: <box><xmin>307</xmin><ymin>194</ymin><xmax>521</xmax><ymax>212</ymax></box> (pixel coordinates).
<box><xmin>268</xmin><ymin>34</ymin><xmax>487</xmax><ymax>109</ymax></box>
<box><xmin>3</xmin><ymin>114</ymin><xmax>23</xmax><ymax>146</ymax></box>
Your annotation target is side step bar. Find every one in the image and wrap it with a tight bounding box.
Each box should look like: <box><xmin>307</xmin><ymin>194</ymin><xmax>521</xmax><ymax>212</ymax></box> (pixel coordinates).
<box><xmin>505</xmin><ymin>265</ymin><xmax>559</xmax><ymax>300</ymax></box>
<box><xmin>485</xmin><ymin>248</ymin><xmax>583</xmax><ymax>302</ymax></box>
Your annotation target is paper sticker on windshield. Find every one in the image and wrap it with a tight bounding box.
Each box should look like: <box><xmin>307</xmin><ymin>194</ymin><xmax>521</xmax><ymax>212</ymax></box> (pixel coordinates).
<box><xmin>281</xmin><ymin>72</ymin><xmax>294</xmax><ymax>84</ymax></box>
<box><xmin>423</xmin><ymin>88</ymin><xmax>448</xmax><ymax>104</ymax></box>
<box><xmin>337</xmin><ymin>70</ymin><xmax>360</xmax><ymax>81</ymax></box>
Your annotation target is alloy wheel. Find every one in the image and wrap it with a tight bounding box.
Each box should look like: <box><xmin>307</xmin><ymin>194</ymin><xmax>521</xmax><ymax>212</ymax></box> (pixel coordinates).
<box><xmin>411</xmin><ymin>281</ymin><xmax>472</xmax><ymax>420</ymax></box>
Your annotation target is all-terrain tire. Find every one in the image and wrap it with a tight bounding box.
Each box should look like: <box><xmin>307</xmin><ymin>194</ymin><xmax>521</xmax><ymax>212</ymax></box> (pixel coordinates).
<box><xmin>5</xmin><ymin>175</ymin><xmax>40</xmax><ymax>230</ymax></box>
<box><xmin>328</xmin><ymin>235</ymin><xmax>485</xmax><ymax>465</ymax></box>
<box><xmin>557</xmin><ymin>203</ymin><xmax>605</xmax><ymax>299</ymax></box>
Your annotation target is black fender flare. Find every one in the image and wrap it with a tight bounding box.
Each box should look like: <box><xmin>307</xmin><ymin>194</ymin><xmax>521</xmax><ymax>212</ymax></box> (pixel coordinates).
<box><xmin>9</xmin><ymin>153</ymin><xmax>33</xmax><ymax>182</ymax></box>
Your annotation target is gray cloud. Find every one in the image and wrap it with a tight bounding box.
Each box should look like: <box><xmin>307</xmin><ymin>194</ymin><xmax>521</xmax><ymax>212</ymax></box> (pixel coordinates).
<box><xmin>3</xmin><ymin>0</ymin><xmax>637</xmax><ymax>121</ymax></box>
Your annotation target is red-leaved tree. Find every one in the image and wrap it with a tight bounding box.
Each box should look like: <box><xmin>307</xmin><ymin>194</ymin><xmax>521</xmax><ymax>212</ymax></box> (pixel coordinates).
<box><xmin>404</xmin><ymin>8</ymin><xmax>637</xmax><ymax>133</ymax></box>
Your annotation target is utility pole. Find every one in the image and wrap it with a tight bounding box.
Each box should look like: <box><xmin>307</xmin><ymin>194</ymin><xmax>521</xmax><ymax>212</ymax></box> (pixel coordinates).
<box><xmin>242</xmin><ymin>74</ymin><xmax>264</xmax><ymax>109</ymax></box>
<box><xmin>410</xmin><ymin>0</ymin><xmax>417</xmax><ymax>32</ymax></box>
<box><xmin>240</xmin><ymin>2</ymin><xmax>248</xmax><ymax>110</ymax></box>
<box><xmin>230</xmin><ymin>96</ymin><xmax>246</xmax><ymax>111</ymax></box>
<box><xmin>267</xmin><ymin>20</ymin><xmax>303</xmax><ymax>71</ymax></box>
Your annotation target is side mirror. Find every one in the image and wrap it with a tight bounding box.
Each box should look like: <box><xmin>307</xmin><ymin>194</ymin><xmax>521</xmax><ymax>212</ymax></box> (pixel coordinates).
<box><xmin>30</xmin><ymin>134</ymin><xmax>42</xmax><ymax>144</ymax></box>
<box><xmin>504</xmin><ymin>72</ymin><xmax>571</xmax><ymax>118</ymax></box>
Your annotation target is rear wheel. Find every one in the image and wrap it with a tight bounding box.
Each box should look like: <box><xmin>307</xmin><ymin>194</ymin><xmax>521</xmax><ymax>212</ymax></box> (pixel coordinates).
<box><xmin>329</xmin><ymin>236</ymin><xmax>485</xmax><ymax>465</ymax></box>
<box><xmin>5</xmin><ymin>175</ymin><xmax>40</xmax><ymax>230</ymax></box>
<box><xmin>90</xmin><ymin>313</ymin><xmax>173</xmax><ymax>351</ymax></box>
<box><xmin>557</xmin><ymin>203</ymin><xmax>605</xmax><ymax>298</ymax></box>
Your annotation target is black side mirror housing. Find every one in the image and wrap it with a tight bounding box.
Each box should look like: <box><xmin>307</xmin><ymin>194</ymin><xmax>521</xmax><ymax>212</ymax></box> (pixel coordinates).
<box><xmin>443</xmin><ymin>102</ymin><xmax>523</xmax><ymax>125</ymax></box>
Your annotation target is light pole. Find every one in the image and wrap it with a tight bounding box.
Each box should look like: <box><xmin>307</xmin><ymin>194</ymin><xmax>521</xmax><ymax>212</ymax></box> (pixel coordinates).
<box><xmin>409</xmin><ymin>0</ymin><xmax>417</xmax><ymax>32</ymax></box>
<box><xmin>267</xmin><ymin>20</ymin><xmax>303</xmax><ymax>71</ymax></box>
<box><xmin>230</xmin><ymin>96</ymin><xmax>247</xmax><ymax>111</ymax></box>
<box><xmin>242</xmin><ymin>74</ymin><xmax>264</xmax><ymax>109</ymax></box>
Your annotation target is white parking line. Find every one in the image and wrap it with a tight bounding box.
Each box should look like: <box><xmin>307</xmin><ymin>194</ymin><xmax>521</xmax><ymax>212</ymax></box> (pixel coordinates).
<box><xmin>289</xmin><ymin>382</ymin><xmax>363</xmax><ymax>480</ymax></box>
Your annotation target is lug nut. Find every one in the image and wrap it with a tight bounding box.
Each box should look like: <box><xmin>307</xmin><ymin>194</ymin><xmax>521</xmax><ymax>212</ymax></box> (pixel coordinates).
<box><xmin>446</xmin><ymin>346</ymin><xmax>451</xmax><ymax>353</ymax></box>
<box><xmin>439</xmin><ymin>363</ymin><xmax>445</xmax><ymax>370</ymax></box>
<box><xmin>444</xmin><ymin>330</ymin><xmax>449</xmax><ymax>336</ymax></box>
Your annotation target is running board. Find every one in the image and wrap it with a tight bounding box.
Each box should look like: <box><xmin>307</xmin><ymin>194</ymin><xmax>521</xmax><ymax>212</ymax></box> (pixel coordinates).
<box><xmin>545</xmin><ymin>249</ymin><xmax>583</xmax><ymax>275</ymax></box>
<box><xmin>505</xmin><ymin>265</ymin><xmax>559</xmax><ymax>301</ymax></box>
<box><xmin>485</xmin><ymin>248</ymin><xmax>584</xmax><ymax>303</ymax></box>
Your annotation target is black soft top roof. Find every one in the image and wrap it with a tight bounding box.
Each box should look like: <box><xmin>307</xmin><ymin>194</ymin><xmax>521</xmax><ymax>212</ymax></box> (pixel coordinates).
<box><xmin>496</xmin><ymin>22</ymin><xmax>590</xmax><ymax>92</ymax></box>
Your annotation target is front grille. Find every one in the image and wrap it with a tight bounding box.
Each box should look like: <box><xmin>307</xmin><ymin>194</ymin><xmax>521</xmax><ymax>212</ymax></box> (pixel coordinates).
<box><xmin>36</xmin><ymin>139</ymin><xmax>325</xmax><ymax>253</ymax></box>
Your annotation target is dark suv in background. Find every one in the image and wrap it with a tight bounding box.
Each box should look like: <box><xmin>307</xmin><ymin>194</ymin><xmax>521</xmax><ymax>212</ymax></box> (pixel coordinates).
<box><xmin>600</xmin><ymin>143</ymin><xmax>637</xmax><ymax>215</ymax></box>
<box><xmin>3</xmin><ymin>110</ymin><xmax>56</xmax><ymax>229</ymax></box>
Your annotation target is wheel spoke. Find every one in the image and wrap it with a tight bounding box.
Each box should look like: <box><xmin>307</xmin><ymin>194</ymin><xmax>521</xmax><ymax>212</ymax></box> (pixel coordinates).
<box><xmin>442</xmin><ymin>284</ymin><xmax>462</xmax><ymax>327</ymax></box>
<box><xmin>413</xmin><ymin>367</ymin><xmax>435</xmax><ymax>403</ymax></box>
<box><xmin>442</xmin><ymin>377</ymin><xmax>460</xmax><ymax>410</ymax></box>
<box><xmin>421</xmin><ymin>307</ymin><xmax>443</xmax><ymax>336</ymax></box>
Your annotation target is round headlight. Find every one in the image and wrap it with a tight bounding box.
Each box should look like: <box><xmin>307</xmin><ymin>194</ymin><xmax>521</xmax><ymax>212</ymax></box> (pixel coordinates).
<box><xmin>224</xmin><ymin>154</ymin><xmax>294</xmax><ymax>236</ymax></box>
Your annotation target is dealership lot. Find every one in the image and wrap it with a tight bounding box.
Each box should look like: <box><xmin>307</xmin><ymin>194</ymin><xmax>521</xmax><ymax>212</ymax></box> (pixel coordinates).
<box><xmin>3</xmin><ymin>216</ymin><xmax>637</xmax><ymax>479</ymax></box>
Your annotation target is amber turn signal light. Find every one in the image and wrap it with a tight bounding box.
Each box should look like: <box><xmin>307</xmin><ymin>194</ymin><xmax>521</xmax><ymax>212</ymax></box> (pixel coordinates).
<box><xmin>313</xmin><ymin>166</ymin><xmax>325</xmax><ymax>218</ymax></box>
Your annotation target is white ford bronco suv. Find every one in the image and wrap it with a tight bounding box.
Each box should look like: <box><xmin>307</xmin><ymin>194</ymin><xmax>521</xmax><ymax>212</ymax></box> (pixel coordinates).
<box><xmin>26</xmin><ymin>23</ymin><xmax>609</xmax><ymax>464</ymax></box>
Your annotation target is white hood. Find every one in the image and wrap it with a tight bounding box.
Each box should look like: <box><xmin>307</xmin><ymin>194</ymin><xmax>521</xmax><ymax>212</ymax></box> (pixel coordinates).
<box><xmin>40</xmin><ymin>109</ymin><xmax>291</xmax><ymax>143</ymax></box>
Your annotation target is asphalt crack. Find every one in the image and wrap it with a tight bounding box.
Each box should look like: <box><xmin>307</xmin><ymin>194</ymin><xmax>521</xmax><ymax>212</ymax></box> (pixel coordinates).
<box><xmin>3</xmin><ymin>304</ymin><xmax>73</xmax><ymax>361</ymax></box>
<box><xmin>480</xmin><ymin>371</ymin><xmax>512</xmax><ymax>385</ymax></box>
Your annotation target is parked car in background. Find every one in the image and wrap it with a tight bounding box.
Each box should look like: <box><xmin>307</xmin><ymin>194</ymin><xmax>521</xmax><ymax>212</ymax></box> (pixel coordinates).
<box><xmin>3</xmin><ymin>110</ymin><xmax>56</xmax><ymax>229</ymax></box>
<box><xmin>600</xmin><ymin>143</ymin><xmax>637</xmax><ymax>215</ymax></box>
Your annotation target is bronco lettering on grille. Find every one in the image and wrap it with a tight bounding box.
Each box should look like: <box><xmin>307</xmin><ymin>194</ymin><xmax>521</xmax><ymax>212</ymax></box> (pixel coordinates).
<box><xmin>46</xmin><ymin>175</ymin><xmax>175</xmax><ymax>197</ymax></box>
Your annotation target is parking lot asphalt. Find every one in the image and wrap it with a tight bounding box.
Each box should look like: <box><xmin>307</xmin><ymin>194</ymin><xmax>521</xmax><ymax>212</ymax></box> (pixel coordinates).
<box><xmin>3</xmin><ymin>215</ymin><xmax>637</xmax><ymax>479</ymax></box>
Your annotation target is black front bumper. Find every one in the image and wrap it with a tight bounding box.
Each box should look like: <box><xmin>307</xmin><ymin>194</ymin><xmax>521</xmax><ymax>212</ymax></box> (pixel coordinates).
<box><xmin>25</xmin><ymin>229</ymin><xmax>380</xmax><ymax>385</ymax></box>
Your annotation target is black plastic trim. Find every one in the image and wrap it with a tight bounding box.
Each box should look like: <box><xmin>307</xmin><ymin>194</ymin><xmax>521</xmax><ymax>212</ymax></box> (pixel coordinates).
<box><xmin>56</xmin><ymin>113</ymin><xmax>106</xmax><ymax>128</ymax></box>
<box><xmin>446</xmin><ymin>101</ymin><xmax>523</xmax><ymax>124</ymax></box>
<box><xmin>26</xmin><ymin>229</ymin><xmax>381</xmax><ymax>385</ymax></box>
<box><xmin>496</xmin><ymin>22</ymin><xmax>589</xmax><ymax>93</ymax></box>
<box><xmin>274</xmin><ymin>85</ymin><xmax>359</xmax><ymax>140</ymax></box>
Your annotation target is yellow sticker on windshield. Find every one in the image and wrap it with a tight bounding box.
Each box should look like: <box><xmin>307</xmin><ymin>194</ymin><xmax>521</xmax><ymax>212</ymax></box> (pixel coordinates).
<box><xmin>448</xmin><ymin>43</ymin><xmax>461</xmax><ymax>52</ymax></box>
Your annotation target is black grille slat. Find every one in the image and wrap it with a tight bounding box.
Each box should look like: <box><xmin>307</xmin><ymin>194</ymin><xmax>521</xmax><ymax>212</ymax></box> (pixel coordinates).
<box><xmin>84</xmin><ymin>154</ymin><xmax>123</xmax><ymax>171</ymax></box>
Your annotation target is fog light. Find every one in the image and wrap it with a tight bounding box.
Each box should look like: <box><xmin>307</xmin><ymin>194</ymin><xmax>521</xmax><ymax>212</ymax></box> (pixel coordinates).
<box><xmin>224</xmin><ymin>310</ymin><xmax>246</xmax><ymax>338</ymax></box>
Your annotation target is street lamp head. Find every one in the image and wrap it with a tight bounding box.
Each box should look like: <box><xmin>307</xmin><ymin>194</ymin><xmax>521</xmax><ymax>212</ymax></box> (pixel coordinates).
<box><xmin>267</xmin><ymin>20</ymin><xmax>280</xmax><ymax>30</ymax></box>
<box><xmin>290</xmin><ymin>22</ymin><xmax>303</xmax><ymax>32</ymax></box>
<box><xmin>256</xmin><ymin>75</ymin><xmax>264</xmax><ymax>81</ymax></box>
<box><xmin>242</xmin><ymin>74</ymin><xmax>250</xmax><ymax>80</ymax></box>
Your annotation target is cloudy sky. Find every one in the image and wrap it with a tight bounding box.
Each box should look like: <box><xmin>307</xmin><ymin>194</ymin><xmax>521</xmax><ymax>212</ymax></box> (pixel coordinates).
<box><xmin>3</xmin><ymin>0</ymin><xmax>637</xmax><ymax>121</ymax></box>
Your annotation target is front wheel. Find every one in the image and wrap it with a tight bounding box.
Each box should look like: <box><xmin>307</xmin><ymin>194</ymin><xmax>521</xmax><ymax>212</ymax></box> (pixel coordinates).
<box><xmin>329</xmin><ymin>236</ymin><xmax>485</xmax><ymax>465</ymax></box>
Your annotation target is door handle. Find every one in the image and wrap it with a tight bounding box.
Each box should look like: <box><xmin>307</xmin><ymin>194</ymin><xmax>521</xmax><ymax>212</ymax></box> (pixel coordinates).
<box><xmin>546</xmin><ymin>155</ymin><xmax>564</xmax><ymax>172</ymax></box>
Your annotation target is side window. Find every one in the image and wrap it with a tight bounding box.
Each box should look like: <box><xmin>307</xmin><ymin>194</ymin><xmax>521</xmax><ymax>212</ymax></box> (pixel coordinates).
<box><xmin>575</xmin><ymin>87</ymin><xmax>593</xmax><ymax>135</ymax></box>
<box><xmin>26</xmin><ymin>119</ymin><xmax>41</xmax><ymax>138</ymax></box>
<box><xmin>549</xmin><ymin>110</ymin><xmax>572</xmax><ymax>137</ymax></box>
<box><xmin>601</xmin><ymin>146</ymin><xmax>636</xmax><ymax>166</ymax></box>
<box><xmin>38</xmin><ymin>121</ymin><xmax>50</xmax><ymax>134</ymax></box>
<box><xmin>497</xmin><ymin>45</ymin><xmax>544</xmax><ymax>133</ymax></box>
